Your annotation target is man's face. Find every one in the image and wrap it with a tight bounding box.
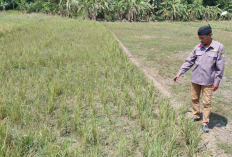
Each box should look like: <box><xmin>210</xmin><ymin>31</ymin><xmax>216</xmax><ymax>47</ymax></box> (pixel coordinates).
<box><xmin>198</xmin><ymin>34</ymin><xmax>212</xmax><ymax>45</ymax></box>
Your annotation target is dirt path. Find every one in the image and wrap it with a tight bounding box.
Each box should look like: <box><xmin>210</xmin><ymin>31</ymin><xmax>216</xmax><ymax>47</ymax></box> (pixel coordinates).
<box><xmin>112</xmin><ymin>33</ymin><xmax>180</xmax><ymax>109</ymax></box>
<box><xmin>113</xmin><ymin>33</ymin><xmax>232</xmax><ymax>156</ymax></box>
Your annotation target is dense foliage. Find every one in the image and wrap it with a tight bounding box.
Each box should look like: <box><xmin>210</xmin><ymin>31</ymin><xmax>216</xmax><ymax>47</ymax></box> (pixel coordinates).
<box><xmin>1</xmin><ymin>0</ymin><xmax>232</xmax><ymax>21</ymax></box>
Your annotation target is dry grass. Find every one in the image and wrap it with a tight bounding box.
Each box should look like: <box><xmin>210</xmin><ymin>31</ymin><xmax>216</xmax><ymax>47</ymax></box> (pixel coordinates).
<box><xmin>104</xmin><ymin>21</ymin><xmax>232</xmax><ymax>156</ymax></box>
<box><xmin>104</xmin><ymin>22</ymin><xmax>232</xmax><ymax>120</ymax></box>
<box><xmin>0</xmin><ymin>14</ymin><xmax>207</xmax><ymax>156</ymax></box>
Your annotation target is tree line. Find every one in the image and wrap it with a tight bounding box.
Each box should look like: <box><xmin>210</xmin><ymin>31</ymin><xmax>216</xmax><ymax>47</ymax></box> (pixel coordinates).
<box><xmin>1</xmin><ymin>0</ymin><xmax>232</xmax><ymax>21</ymax></box>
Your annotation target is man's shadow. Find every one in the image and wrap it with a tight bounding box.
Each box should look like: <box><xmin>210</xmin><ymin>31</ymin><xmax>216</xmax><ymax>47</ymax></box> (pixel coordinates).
<box><xmin>208</xmin><ymin>112</ymin><xmax>228</xmax><ymax>129</ymax></box>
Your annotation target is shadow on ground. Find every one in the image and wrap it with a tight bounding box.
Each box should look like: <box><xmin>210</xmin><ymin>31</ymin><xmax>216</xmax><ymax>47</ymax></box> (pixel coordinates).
<box><xmin>208</xmin><ymin>112</ymin><xmax>228</xmax><ymax>129</ymax></box>
<box><xmin>184</xmin><ymin>110</ymin><xmax>228</xmax><ymax>129</ymax></box>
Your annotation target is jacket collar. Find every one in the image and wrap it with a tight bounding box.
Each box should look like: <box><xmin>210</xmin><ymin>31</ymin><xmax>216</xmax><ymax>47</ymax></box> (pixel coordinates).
<box><xmin>200</xmin><ymin>39</ymin><xmax>217</xmax><ymax>50</ymax></box>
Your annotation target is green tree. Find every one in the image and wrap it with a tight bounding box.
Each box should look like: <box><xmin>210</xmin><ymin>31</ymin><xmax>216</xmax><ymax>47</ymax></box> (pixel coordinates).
<box><xmin>176</xmin><ymin>3</ymin><xmax>189</xmax><ymax>21</ymax></box>
<box><xmin>114</xmin><ymin>0</ymin><xmax>127</xmax><ymax>21</ymax></box>
<box><xmin>15</xmin><ymin>0</ymin><xmax>26</xmax><ymax>13</ymax></box>
<box><xmin>157</xmin><ymin>0</ymin><xmax>182</xmax><ymax>21</ymax></box>
<box><xmin>0</xmin><ymin>0</ymin><xmax>8</xmax><ymax>13</ymax></box>
<box><xmin>223</xmin><ymin>0</ymin><xmax>232</xmax><ymax>12</ymax></box>
<box><xmin>180</xmin><ymin>0</ymin><xmax>194</xmax><ymax>4</ymax></box>
<box><xmin>137</xmin><ymin>0</ymin><xmax>153</xmax><ymax>21</ymax></box>
<box><xmin>77</xmin><ymin>0</ymin><xmax>98</xmax><ymax>20</ymax></box>
<box><xmin>190</xmin><ymin>0</ymin><xmax>205</xmax><ymax>20</ymax></box>
<box><xmin>202</xmin><ymin>0</ymin><xmax>231</xmax><ymax>9</ymax></box>
<box><xmin>203</xmin><ymin>5</ymin><xmax>221</xmax><ymax>20</ymax></box>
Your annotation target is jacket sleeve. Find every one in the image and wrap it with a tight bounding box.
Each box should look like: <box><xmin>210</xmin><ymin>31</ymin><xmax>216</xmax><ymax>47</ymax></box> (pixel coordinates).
<box><xmin>177</xmin><ymin>47</ymin><xmax>197</xmax><ymax>76</ymax></box>
<box><xmin>214</xmin><ymin>45</ymin><xmax>225</xmax><ymax>85</ymax></box>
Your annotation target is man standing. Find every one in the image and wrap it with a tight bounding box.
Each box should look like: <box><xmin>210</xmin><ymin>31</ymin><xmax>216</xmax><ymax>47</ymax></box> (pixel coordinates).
<box><xmin>173</xmin><ymin>25</ymin><xmax>225</xmax><ymax>133</ymax></box>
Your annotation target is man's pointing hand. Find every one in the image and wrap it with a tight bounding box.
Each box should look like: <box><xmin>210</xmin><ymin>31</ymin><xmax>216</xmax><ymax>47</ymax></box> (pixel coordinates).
<box><xmin>173</xmin><ymin>75</ymin><xmax>180</xmax><ymax>82</ymax></box>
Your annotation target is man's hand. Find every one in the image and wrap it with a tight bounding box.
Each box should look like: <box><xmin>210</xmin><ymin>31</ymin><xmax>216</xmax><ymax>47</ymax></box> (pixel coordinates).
<box><xmin>173</xmin><ymin>75</ymin><xmax>180</xmax><ymax>82</ymax></box>
<box><xmin>212</xmin><ymin>84</ymin><xmax>219</xmax><ymax>91</ymax></box>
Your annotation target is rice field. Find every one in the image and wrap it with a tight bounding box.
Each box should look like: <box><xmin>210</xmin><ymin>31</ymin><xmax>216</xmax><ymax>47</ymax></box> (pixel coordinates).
<box><xmin>0</xmin><ymin>14</ymin><xmax>209</xmax><ymax>156</ymax></box>
<box><xmin>104</xmin><ymin>21</ymin><xmax>232</xmax><ymax>119</ymax></box>
<box><xmin>105</xmin><ymin>21</ymin><xmax>232</xmax><ymax>156</ymax></box>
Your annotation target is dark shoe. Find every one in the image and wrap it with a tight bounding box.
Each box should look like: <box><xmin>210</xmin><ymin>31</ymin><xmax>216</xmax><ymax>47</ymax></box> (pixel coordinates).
<box><xmin>189</xmin><ymin>117</ymin><xmax>201</xmax><ymax>123</ymax></box>
<box><xmin>202</xmin><ymin>125</ymin><xmax>209</xmax><ymax>133</ymax></box>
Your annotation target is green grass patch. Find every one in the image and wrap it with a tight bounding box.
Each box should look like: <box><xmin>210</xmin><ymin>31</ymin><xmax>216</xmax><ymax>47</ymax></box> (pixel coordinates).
<box><xmin>6</xmin><ymin>10</ymin><xmax>21</xmax><ymax>14</ymax></box>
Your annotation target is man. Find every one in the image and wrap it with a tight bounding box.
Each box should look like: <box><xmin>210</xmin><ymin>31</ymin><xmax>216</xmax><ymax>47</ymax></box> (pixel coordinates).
<box><xmin>173</xmin><ymin>25</ymin><xmax>225</xmax><ymax>133</ymax></box>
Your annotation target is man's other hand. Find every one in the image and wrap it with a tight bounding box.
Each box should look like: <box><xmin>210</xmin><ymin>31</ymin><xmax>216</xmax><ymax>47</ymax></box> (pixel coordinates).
<box><xmin>173</xmin><ymin>75</ymin><xmax>180</xmax><ymax>82</ymax></box>
<box><xmin>212</xmin><ymin>84</ymin><xmax>219</xmax><ymax>91</ymax></box>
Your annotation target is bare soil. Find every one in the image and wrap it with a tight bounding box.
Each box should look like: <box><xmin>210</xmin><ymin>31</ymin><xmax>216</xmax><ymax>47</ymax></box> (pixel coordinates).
<box><xmin>113</xmin><ymin>33</ymin><xmax>232</xmax><ymax>157</ymax></box>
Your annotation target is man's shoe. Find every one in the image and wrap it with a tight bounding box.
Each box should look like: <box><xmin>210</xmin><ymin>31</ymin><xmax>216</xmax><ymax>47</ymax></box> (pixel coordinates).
<box><xmin>202</xmin><ymin>125</ymin><xmax>209</xmax><ymax>133</ymax></box>
<box><xmin>189</xmin><ymin>117</ymin><xmax>201</xmax><ymax>123</ymax></box>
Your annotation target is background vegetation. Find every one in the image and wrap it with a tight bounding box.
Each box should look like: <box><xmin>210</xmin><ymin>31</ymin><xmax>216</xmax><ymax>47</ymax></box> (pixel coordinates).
<box><xmin>1</xmin><ymin>0</ymin><xmax>232</xmax><ymax>21</ymax></box>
